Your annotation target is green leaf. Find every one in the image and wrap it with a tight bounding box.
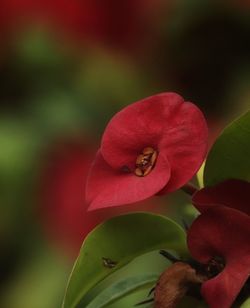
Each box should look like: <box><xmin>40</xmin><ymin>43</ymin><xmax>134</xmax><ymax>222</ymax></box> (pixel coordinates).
<box><xmin>204</xmin><ymin>110</ymin><xmax>250</xmax><ymax>186</ymax></box>
<box><xmin>196</xmin><ymin>162</ymin><xmax>205</xmax><ymax>188</ymax></box>
<box><xmin>63</xmin><ymin>212</ymin><xmax>187</xmax><ymax>308</ymax></box>
<box><xmin>241</xmin><ymin>298</ymin><xmax>250</xmax><ymax>308</ymax></box>
<box><xmin>85</xmin><ymin>274</ymin><xmax>157</xmax><ymax>308</ymax></box>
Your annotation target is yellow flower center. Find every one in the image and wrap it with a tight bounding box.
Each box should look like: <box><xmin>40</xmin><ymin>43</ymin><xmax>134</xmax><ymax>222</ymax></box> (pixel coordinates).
<box><xmin>134</xmin><ymin>147</ymin><xmax>157</xmax><ymax>177</ymax></box>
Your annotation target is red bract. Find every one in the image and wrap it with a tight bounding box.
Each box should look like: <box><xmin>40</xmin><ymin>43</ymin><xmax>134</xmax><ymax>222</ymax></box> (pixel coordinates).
<box><xmin>188</xmin><ymin>180</ymin><xmax>250</xmax><ymax>307</ymax></box>
<box><xmin>86</xmin><ymin>92</ymin><xmax>208</xmax><ymax>210</ymax></box>
<box><xmin>192</xmin><ymin>179</ymin><xmax>250</xmax><ymax>215</ymax></box>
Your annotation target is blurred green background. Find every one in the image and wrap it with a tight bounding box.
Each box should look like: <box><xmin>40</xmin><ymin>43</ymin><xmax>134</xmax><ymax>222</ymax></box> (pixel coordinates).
<box><xmin>0</xmin><ymin>0</ymin><xmax>250</xmax><ymax>307</ymax></box>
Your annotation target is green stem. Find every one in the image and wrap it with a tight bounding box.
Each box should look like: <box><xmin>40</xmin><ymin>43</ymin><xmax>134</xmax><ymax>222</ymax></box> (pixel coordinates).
<box><xmin>181</xmin><ymin>183</ymin><xmax>198</xmax><ymax>196</ymax></box>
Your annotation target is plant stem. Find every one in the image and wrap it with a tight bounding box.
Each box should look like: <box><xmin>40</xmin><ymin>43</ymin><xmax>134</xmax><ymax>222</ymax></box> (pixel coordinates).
<box><xmin>181</xmin><ymin>182</ymin><xmax>198</xmax><ymax>196</ymax></box>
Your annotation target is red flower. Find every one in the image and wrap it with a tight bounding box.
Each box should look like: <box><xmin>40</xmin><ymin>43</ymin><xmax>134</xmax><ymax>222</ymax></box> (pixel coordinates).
<box><xmin>192</xmin><ymin>179</ymin><xmax>250</xmax><ymax>215</ymax></box>
<box><xmin>86</xmin><ymin>92</ymin><xmax>208</xmax><ymax>210</ymax></box>
<box><xmin>188</xmin><ymin>180</ymin><xmax>250</xmax><ymax>308</ymax></box>
<box><xmin>39</xmin><ymin>139</ymin><xmax>168</xmax><ymax>258</ymax></box>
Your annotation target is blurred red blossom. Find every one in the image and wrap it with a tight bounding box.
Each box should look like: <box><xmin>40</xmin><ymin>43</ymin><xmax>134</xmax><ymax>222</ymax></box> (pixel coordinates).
<box><xmin>0</xmin><ymin>0</ymin><xmax>165</xmax><ymax>52</ymax></box>
<box><xmin>188</xmin><ymin>179</ymin><xmax>250</xmax><ymax>308</ymax></box>
<box><xmin>39</xmin><ymin>139</ymin><xmax>166</xmax><ymax>258</ymax></box>
<box><xmin>45</xmin><ymin>0</ymin><xmax>165</xmax><ymax>51</ymax></box>
<box><xmin>86</xmin><ymin>92</ymin><xmax>208</xmax><ymax>210</ymax></box>
<box><xmin>0</xmin><ymin>0</ymin><xmax>35</xmax><ymax>42</ymax></box>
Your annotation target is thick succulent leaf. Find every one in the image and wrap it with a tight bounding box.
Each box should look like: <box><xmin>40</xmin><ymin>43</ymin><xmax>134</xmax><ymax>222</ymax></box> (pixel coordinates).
<box><xmin>204</xmin><ymin>110</ymin><xmax>250</xmax><ymax>186</ymax></box>
<box><xmin>86</xmin><ymin>274</ymin><xmax>157</xmax><ymax>308</ymax></box>
<box><xmin>63</xmin><ymin>212</ymin><xmax>187</xmax><ymax>308</ymax></box>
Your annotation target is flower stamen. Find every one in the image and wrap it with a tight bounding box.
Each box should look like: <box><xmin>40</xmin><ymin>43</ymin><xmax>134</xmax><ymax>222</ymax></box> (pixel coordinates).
<box><xmin>135</xmin><ymin>147</ymin><xmax>157</xmax><ymax>177</ymax></box>
<box><xmin>204</xmin><ymin>256</ymin><xmax>225</xmax><ymax>278</ymax></box>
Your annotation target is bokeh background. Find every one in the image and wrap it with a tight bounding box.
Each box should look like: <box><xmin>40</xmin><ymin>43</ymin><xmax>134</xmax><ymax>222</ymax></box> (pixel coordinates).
<box><xmin>0</xmin><ymin>0</ymin><xmax>250</xmax><ymax>307</ymax></box>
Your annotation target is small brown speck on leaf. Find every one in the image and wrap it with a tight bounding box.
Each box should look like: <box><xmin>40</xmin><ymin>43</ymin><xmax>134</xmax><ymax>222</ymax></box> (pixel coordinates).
<box><xmin>102</xmin><ymin>257</ymin><xmax>117</xmax><ymax>268</ymax></box>
<box><xmin>154</xmin><ymin>262</ymin><xmax>206</xmax><ymax>308</ymax></box>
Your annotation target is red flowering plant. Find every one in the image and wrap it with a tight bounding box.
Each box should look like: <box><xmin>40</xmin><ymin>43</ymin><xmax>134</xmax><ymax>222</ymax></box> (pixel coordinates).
<box><xmin>186</xmin><ymin>179</ymin><xmax>250</xmax><ymax>308</ymax></box>
<box><xmin>87</xmin><ymin>92</ymin><xmax>208</xmax><ymax>210</ymax></box>
<box><xmin>62</xmin><ymin>95</ymin><xmax>250</xmax><ymax>308</ymax></box>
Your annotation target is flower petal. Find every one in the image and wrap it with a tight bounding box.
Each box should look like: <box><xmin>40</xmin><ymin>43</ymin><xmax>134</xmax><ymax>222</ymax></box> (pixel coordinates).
<box><xmin>201</xmin><ymin>261</ymin><xmax>250</xmax><ymax>308</ymax></box>
<box><xmin>159</xmin><ymin>101</ymin><xmax>208</xmax><ymax>193</ymax></box>
<box><xmin>192</xmin><ymin>179</ymin><xmax>250</xmax><ymax>215</ymax></box>
<box><xmin>187</xmin><ymin>206</ymin><xmax>250</xmax><ymax>308</ymax></box>
<box><xmin>86</xmin><ymin>150</ymin><xmax>171</xmax><ymax>210</ymax></box>
<box><xmin>101</xmin><ymin>92</ymin><xmax>184</xmax><ymax>170</ymax></box>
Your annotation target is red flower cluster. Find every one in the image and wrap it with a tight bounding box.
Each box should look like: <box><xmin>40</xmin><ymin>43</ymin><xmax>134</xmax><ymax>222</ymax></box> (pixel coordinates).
<box><xmin>86</xmin><ymin>92</ymin><xmax>208</xmax><ymax>210</ymax></box>
<box><xmin>188</xmin><ymin>179</ymin><xmax>250</xmax><ymax>308</ymax></box>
